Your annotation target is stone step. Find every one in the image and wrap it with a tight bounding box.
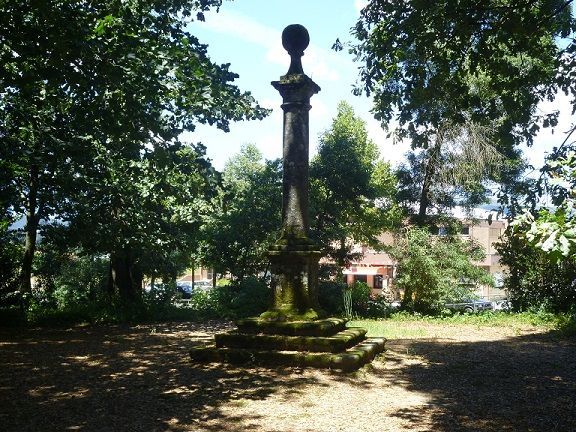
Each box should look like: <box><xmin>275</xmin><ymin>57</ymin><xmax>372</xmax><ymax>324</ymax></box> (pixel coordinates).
<box><xmin>215</xmin><ymin>327</ymin><xmax>367</xmax><ymax>353</ymax></box>
<box><xmin>235</xmin><ymin>317</ymin><xmax>347</xmax><ymax>337</ymax></box>
<box><xmin>189</xmin><ymin>338</ymin><xmax>386</xmax><ymax>372</ymax></box>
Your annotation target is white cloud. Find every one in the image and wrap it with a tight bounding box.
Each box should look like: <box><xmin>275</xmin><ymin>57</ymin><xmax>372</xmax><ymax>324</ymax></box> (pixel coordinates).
<box><xmin>523</xmin><ymin>91</ymin><xmax>575</xmax><ymax>169</ymax></box>
<box><xmin>199</xmin><ymin>9</ymin><xmax>279</xmax><ymax>45</ymax></box>
<box><xmin>198</xmin><ymin>9</ymin><xmax>340</xmax><ymax>82</ymax></box>
<box><xmin>355</xmin><ymin>0</ymin><xmax>368</xmax><ymax>14</ymax></box>
<box><xmin>365</xmin><ymin>117</ymin><xmax>410</xmax><ymax>167</ymax></box>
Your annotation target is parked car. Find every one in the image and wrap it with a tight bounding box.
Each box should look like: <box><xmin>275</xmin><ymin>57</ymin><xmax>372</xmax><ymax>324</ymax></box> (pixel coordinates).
<box><xmin>192</xmin><ymin>280</ymin><xmax>212</xmax><ymax>292</ymax></box>
<box><xmin>445</xmin><ymin>299</ymin><xmax>493</xmax><ymax>313</ymax></box>
<box><xmin>176</xmin><ymin>282</ymin><xmax>193</xmax><ymax>299</ymax></box>
<box><xmin>492</xmin><ymin>299</ymin><xmax>511</xmax><ymax>311</ymax></box>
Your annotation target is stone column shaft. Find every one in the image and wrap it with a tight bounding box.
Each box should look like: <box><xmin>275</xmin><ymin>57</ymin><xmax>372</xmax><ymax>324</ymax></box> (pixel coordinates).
<box><xmin>262</xmin><ymin>24</ymin><xmax>323</xmax><ymax>321</ymax></box>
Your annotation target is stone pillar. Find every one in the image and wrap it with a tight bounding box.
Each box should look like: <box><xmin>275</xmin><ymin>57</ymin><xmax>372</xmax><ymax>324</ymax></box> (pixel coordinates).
<box><xmin>262</xmin><ymin>24</ymin><xmax>323</xmax><ymax>321</ymax></box>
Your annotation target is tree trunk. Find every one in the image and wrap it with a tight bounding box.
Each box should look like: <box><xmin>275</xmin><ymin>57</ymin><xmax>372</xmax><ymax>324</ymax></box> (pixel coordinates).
<box><xmin>191</xmin><ymin>260</ymin><xmax>195</xmax><ymax>288</ymax></box>
<box><xmin>417</xmin><ymin>133</ymin><xmax>444</xmax><ymax>225</ymax></box>
<box><xmin>337</xmin><ymin>236</ymin><xmax>346</xmax><ymax>284</ymax></box>
<box><xmin>109</xmin><ymin>249</ymin><xmax>141</xmax><ymax>302</ymax></box>
<box><xmin>20</xmin><ymin>164</ymin><xmax>40</xmax><ymax>295</ymax></box>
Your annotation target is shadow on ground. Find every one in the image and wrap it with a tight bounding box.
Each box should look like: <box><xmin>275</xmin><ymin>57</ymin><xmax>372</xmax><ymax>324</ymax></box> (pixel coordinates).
<box><xmin>372</xmin><ymin>331</ymin><xmax>576</xmax><ymax>431</ymax></box>
<box><xmin>0</xmin><ymin>322</ymin><xmax>323</xmax><ymax>432</ymax></box>
<box><xmin>1</xmin><ymin>322</ymin><xmax>575</xmax><ymax>431</ymax></box>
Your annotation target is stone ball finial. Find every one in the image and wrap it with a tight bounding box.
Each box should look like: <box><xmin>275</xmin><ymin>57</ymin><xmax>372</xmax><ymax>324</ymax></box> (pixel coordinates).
<box><xmin>281</xmin><ymin>24</ymin><xmax>309</xmax><ymax>75</ymax></box>
<box><xmin>282</xmin><ymin>24</ymin><xmax>310</xmax><ymax>56</ymax></box>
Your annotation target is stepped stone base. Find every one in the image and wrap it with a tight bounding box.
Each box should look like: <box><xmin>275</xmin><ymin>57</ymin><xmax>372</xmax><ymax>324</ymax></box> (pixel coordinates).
<box><xmin>236</xmin><ymin>317</ymin><xmax>347</xmax><ymax>336</ymax></box>
<box><xmin>189</xmin><ymin>317</ymin><xmax>386</xmax><ymax>372</ymax></box>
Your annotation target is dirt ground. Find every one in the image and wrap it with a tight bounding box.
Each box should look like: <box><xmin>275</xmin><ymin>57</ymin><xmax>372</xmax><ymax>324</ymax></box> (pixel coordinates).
<box><xmin>0</xmin><ymin>320</ymin><xmax>575</xmax><ymax>432</ymax></box>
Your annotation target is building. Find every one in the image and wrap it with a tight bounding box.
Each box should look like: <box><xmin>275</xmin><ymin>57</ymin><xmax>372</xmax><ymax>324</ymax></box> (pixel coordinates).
<box><xmin>343</xmin><ymin>219</ymin><xmax>508</xmax><ymax>301</ymax></box>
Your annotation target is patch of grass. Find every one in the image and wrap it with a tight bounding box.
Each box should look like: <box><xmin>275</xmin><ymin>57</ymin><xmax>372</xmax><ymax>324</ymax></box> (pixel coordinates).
<box><xmin>348</xmin><ymin>319</ymin><xmax>429</xmax><ymax>339</ymax></box>
<box><xmin>349</xmin><ymin>311</ymin><xmax>574</xmax><ymax>338</ymax></box>
<box><xmin>392</xmin><ymin>310</ymin><xmax>568</xmax><ymax>328</ymax></box>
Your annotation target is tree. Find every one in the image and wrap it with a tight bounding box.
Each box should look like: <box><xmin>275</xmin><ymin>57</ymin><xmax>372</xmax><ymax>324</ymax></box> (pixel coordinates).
<box><xmin>388</xmin><ymin>225</ymin><xmax>492</xmax><ymax>313</ymax></box>
<box><xmin>344</xmin><ymin>1</ymin><xmax>575</xmax><ymax>221</ymax></box>
<box><xmin>58</xmin><ymin>142</ymin><xmax>219</xmax><ymax>301</ymax></box>
<box><xmin>348</xmin><ymin>0</ymin><xmax>573</xmax><ymax>147</ymax></box>
<box><xmin>514</xmin><ymin>148</ymin><xmax>576</xmax><ymax>260</ymax></box>
<box><xmin>198</xmin><ymin>144</ymin><xmax>282</xmax><ymax>281</ymax></box>
<box><xmin>310</xmin><ymin>101</ymin><xmax>400</xmax><ymax>271</ymax></box>
<box><xmin>496</xmin><ymin>142</ymin><xmax>576</xmax><ymax>312</ymax></box>
<box><xmin>0</xmin><ymin>1</ymin><xmax>268</xmax><ymax>297</ymax></box>
<box><xmin>395</xmin><ymin>120</ymin><xmax>512</xmax><ymax>219</ymax></box>
<box><xmin>496</xmin><ymin>221</ymin><xmax>576</xmax><ymax>312</ymax></box>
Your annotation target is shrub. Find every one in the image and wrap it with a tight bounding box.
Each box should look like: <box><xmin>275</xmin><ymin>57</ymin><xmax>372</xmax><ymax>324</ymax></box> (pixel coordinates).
<box><xmin>318</xmin><ymin>280</ymin><xmax>346</xmax><ymax>315</ymax></box>
<box><xmin>389</xmin><ymin>226</ymin><xmax>492</xmax><ymax>314</ymax></box>
<box><xmin>365</xmin><ymin>295</ymin><xmax>393</xmax><ymax>318</ymax></box>
<box><xmin>216</xmin><ymin>277</ymin><xmax>272</xmax><ymax>319</ymax></box>
<box><xmin>343</xmin><ymin>282</ymin><xmax>371</xmax><ymax>318</ymax></box>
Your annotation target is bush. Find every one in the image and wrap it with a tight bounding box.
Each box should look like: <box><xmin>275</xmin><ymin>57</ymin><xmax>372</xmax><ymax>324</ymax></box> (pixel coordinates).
<box><xmin>33</xmin><ymin>247</ymin><xmax>109</xmax><ymax>310</ymax></box>
<box><xmin>343</xmin><ymin>282</ymin><xmax>371</xmax><ymax>318</ymax></box>
<box><xmin>0</xmin><ymin>230</ymin><xmax>22</xmax><ymax>308</ymax></box>
<box><xmin>214</xmin><ymin>277</ymin><xmax>272</xmax><ymax>319</ymax></box>
<box><xmin>164</xmin><ymin>277</ymin><xmax>272</xmax><ymax>320</ymax></box>
<box><xmin>318</xmin><ymin>280</ymin><xmax>346</xmax><ymax>315</ymax></box>
<box><xmin>365</xmin><ymin>295</ymin><xmax>393</xmax><ymax>318</ymax></box>
<box><xmin>143</xmin><ymin>282</ymin><xmax>177</xmax><ymax>306</ymax></box>
<box><xmin>389</xmin><ymin>226</ymin><xmax>493</xmax><ymax>314</ymax></box>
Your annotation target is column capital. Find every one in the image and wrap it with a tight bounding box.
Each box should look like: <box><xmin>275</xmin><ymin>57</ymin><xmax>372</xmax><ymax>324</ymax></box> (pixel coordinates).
<box><xmin>271</xmin><ymin>74</ymin><xmax>320</xmax><ymax>105</ymax></box>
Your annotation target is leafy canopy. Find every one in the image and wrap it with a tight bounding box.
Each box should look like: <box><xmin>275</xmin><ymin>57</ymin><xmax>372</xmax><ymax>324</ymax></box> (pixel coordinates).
<box><xmin>0</xmin><ymin>0</ymin><xmax>269</xmax><ymax>295</ymax></box>
<box><xmin>198</xmin><ymin>144</ymin><xmax>282</xmax><ymax>281</ymax></box>
<box><xmin>347</xmin><ymin>0</ymin><xmax>574</xmax><ymax>148</ymax></box>
<box><xmin>388</xmin><ymin>225</ymin><xmax>493</xmax><ymax>313</ymax></box>
<box><xmin>310</xmin><ymin>101</ymin><xmax>400</xmax><ymax>266</ymax></box>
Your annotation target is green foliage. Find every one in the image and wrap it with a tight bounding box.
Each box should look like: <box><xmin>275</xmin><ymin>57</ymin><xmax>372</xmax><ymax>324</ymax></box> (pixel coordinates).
<box><xmin>389</xmin><ymin>226</ymin><xmax>493</xmax><ymax>313</ymax></box>
<box><xmin>342</xmin><ymin>281</ymin><xmax>372</xmax><ymax>318</ymax></box>
<box><xmin>496</xmin><ymin>223</ymin><xmax>576</xmax><ymax>313</ymax></box>
<box><xmin>1</xmin><ymin>1</ymin><xmax>268</xmax><ymax>296</ymax></box>
<box><xmin>318</xmin><ymin>281</ymin><xmax>346</xmax><ymax>316</ymax></box>
<box><xmin>365</xmin><ymin>296</ymin><xmax>394</xmax><ymax>319</ymax></box>
<box><xmin>207</xmin><ymin>277</ymin><xmax>272</xmax><ymax>319</ymax></box>
<box><xmin>34</xmin><ymin>247</ymin><xmax>109</xmax><ymax>310</ymax></box>
<box><xmin>0</xmin><ymin>229</ymin><xmax>22</xmax><ymax>305</ymax></box>
<box><xmin>350</xmin><ymin>0</ymin><xmax>573</xmax><ymax>148</ymax></box>
<box><xmin>513</xmin><ymin>148</ymin><xmax>576</xmax><ymax>260</ymax></box>
<box><xmin>395</xmin><ymin>121</ymin><xmax>513</xmax><ymax>219</ymax></box>
<box><xmin>198</xmin><ymin>144</ymin><xmax>282</xmax><ymax>280</ymax></box>
<box><xmin>347</xmin><ymin>1</ymin><xmax>574</xmax><ymax>221</ymax></box>
<box><xmin>310</xmin><ymin>101</ymin><xmax>401</xmax><ymax>268</ymax></box>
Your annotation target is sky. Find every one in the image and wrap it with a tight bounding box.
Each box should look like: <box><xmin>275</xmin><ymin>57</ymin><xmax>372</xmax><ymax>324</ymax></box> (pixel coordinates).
<box><xmin>185</xmin><ymin>0</ymin><xmax>574</xmax><ymax>177</ymax></box>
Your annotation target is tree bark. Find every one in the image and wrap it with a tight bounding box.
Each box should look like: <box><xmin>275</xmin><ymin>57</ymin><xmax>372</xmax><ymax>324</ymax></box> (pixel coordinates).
<box><xmin>20</xmin><ymin>164</ymin><xmax>40</xmax><ymax>295</ymax></box>
<box><xmin>109</xmin><ymin>249</ymin><xmax>141</xmax><ymax>302</ymax></box>
<box><xmin>337</xmin><ymin>236</ymin><xmax>347</xmax><ymax>284</ymax></box>
<box><xmin>417</xmin><ymin>132</ymin><xmax>444</xmax><ymax>225</ymax></box>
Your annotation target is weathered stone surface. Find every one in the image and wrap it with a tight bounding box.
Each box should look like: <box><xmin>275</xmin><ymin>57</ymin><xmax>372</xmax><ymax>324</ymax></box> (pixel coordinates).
<box><xmin>187</xmin><ymin>25</ymin><xmax>385</xmax><ymax>372</ymax></box>
<box><xmin>189</xmin><ymin>337</ymin><xmax>386</xmax><ymax>372</ymax></box>
<box><xmin>236</xmin><ymin>317</ymin><xmax>347</xmax><ymax>336</ymax></box>
<box><xmin>264</xmin><ymin>25</ymin><xmax>322</xmax><ymax>320</ymax></box>
<box><xmin>214</xmin><ymin>327</ymin><xmax>367</xmax><ymax>353</ymax></box>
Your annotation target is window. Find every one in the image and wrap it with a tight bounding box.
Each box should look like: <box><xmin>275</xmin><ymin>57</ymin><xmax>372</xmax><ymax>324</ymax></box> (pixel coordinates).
<box><xmin>374</xmin><ymin>275</ymin><xmax>383</xmax><ymax>289</ymax></box>
<box><xmin>461</xmin><ymin>226</ymin><xmax>470</xmax><ymax>235</ymax></box>
<box><xmin>354</xmin><ymin>275</ymin><xmax>367</xmax><ymax>284</ymax></box>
